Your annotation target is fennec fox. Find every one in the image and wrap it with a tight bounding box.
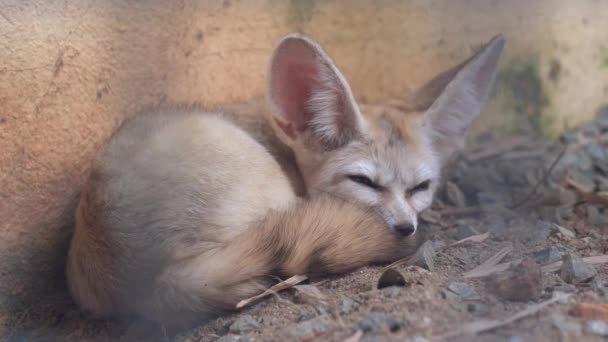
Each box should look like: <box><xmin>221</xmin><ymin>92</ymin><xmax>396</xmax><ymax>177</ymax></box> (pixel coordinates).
<box><xmin>67</xmin><ymin>33</ymin><xmax>504</xmax><ymax>328</ymax></box>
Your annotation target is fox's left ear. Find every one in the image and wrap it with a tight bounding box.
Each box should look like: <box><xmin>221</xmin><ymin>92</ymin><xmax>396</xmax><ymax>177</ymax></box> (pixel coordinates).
<box><xmin>418</xmin><ymin>34</ymin><xmax>505</xmax><ymax>160</ymax></box>
<box><xmin>266</xmin><ymin>34</ymin><xmax>365</xmax><ymax>150</ymax></box>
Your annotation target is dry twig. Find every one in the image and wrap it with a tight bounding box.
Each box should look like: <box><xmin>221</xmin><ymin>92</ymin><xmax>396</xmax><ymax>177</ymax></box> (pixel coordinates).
<box><xmin>511</xmin><ymin>146</ymin><xmax>567</xmax><ymax>209</ymax></box>
<box><xmin>236</xmin><ymin>275</ymin><xmax>308</xmax><ymax>309</ymax></box>
<box><xmin>463</xmin><ymin>246</ymin><xmax>513</xmax><ymax>279</ymax></box>
<box><xmin>431</xmin><ymin>292</ymin><xmax>571</xmax><ymax>341</ymax></box>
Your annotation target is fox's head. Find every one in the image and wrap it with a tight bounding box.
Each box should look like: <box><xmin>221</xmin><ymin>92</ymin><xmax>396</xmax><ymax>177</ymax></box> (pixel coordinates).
<box><xmin>266</xmin><ymin>33</ymin><xmax>504</xmax><ymax>237</ymax></box>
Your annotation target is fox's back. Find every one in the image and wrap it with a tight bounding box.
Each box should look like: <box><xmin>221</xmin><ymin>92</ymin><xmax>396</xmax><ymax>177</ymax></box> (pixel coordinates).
<box><xmin>68</xmin><ymin>109</ymin><xmax>297</xmax><ymax>314</ymax></box>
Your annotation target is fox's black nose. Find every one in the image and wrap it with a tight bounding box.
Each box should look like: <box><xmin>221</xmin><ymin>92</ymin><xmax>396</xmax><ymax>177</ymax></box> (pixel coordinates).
<box><xmin>393</xmin><ymin>223</ymin><xmax>416</xmax><ymax>237</ymax></box>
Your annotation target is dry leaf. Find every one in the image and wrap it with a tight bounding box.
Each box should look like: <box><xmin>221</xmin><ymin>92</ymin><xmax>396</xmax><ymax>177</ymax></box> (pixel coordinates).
<box><xmin>463</xmin><ymin>246</ymin><xmax>513</xmax><ymax>279</ymax></box>
<box><xmin>542</xmin><ymin>254</ymin><xmax>608</xmax><ymax>273</ymax></box>
<box><xmin>236</xmin><ymin>274</ymin><xmax>308</xmax><ymax>309</ymax></box>
<box><xmin>554</xmin><ymin>224</ymin><xmax>575</xmax><ymax>239</ymax></box>
<box><xmin>441</xmin><ymin>232</ymin><xmax>490</xmax><ymax>251</ymax></box>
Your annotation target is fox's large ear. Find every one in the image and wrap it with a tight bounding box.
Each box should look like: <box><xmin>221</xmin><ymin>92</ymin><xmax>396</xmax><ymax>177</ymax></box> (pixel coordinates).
<box><xmin>267</xmin><ymin>34</ymin><xmax>365</xmax><ymax>150</ymax></box>
<box><xmin>418</xmin><ymin>34</ymin><xmax>505</xmax><ymax>160</ymax></box>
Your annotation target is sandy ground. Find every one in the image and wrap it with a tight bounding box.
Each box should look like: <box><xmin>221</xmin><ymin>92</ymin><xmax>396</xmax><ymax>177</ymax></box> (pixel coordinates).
<box><xmin>4</xmin><ymin>111</ymin><xmax>608</xmax><ymax>342</ymax></box>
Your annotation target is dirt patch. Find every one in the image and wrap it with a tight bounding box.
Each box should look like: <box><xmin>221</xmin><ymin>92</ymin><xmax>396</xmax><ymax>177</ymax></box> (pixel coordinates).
<box><xmin>4</xmin><ymin>109</ymin><xmax>608</xmax><ymax>342</ymax></box>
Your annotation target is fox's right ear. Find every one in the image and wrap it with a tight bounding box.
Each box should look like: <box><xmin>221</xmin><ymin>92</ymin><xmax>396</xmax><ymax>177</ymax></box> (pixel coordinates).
<box><xmin>267</xmin><ymin>34</ymin><xmax>365</xmax><ymax>150</ymax></box>
<box><xmin>416</xmin><ymin>34</ymin><xmax>505</xmax><ymax>160</ymax></box>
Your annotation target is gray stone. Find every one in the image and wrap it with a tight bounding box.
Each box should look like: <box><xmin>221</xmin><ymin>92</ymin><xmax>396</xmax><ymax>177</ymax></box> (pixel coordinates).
<box><xmin>454</xmin><ymin>225</ymin><xmax>480</xmax><ymax>240</ymax></box>
<box><xmin>517</xmin><ymin>220</ymin><xmax>553</xmax><ymax>242</ymax></box>
<box><xmin>289</xmin><ymin>318</ymin><xmax>327</xmax><ymax>339</ymax></box>
<box><xmin>588</xmin><ymin>206</ymin><xmax>608</xmax><ymax>226</ymax></box>
<box><xmin>354</xmin><ymin>313</ymin><xmax>401</xmax><ymax>334</ymax></box>
<box><xmin>412</xmin><ymin>241</ymin><xmax>435</xmax><ymax>272</ymax></box>
<box><xmin>229</xmin><ymin>315</ymin><xmax>259</xmax><ymax>334</ymax></box>
<box><xmin>336</xmin><ymin>296</ymin><xmax>357</xmax><ymax>315</ymax></box>
<box><xmin>595</xmin><ymin>175</ymin><xmax>608</xmax><ymax>191</ymax></box>
<box><xmin>432</xmin><ymin>240</ymin><xmax>446</xmax><ymax>250</ymax></box>
<box><xmin>588</xmin><ymin>143</ymin><xmax>607</xmax><ymax>161</ymax></box>
<box><xmin>447</xmin><ymin>282</ymin><xmax>481</xmax><ymax>301</ymax></box>
<box><xmin>529</xmin><ymin>246</ymin><xmax>562</xmax><ymax>264</ymax></box>
<box><xmin>298</xmin><ymin>310</ymin><xmax>317</xmax><ymax>322</ymax></box>
<box><xmin>595</xmin><ymin>105</ymin><xmax>608</xmax><ymax>130</ymax></box>
<box><xmin>585</xmin><ymin>320</ymin><xmax>608</xmax><ymax>337</ymax></box>
<box><xmin>560</xmin><ymin>253</ymin><xmax>597</xmax><ymax>284</ymax></box>
<box><xmin>215</xmin><ymin>335</ymin><xmax>251</xmax><ymax>342</ymax></box>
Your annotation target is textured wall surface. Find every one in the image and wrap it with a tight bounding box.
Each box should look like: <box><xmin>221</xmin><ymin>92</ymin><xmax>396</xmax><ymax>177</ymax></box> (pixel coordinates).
<box><xmin>1</xmin><ymin>0</ymin><xmax>607</xmax><ymax>331</ymax></box>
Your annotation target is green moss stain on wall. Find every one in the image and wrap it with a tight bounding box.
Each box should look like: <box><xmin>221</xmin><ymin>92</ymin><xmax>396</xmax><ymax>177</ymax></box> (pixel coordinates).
<box><xmin>288</xmin><ymin>0</ymin><xmax>316</xmax><ymax>31</ymax></box>
<box><xmin>496</xmin><ymin>56</ymin><xmax>553</xmax><ymax>137</ymax></box>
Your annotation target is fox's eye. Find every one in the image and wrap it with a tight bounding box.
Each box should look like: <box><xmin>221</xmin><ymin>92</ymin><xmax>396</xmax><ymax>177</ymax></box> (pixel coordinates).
<box><xmin>347</xmin><ymin>175</ymin><xmax>382</xmax><ymax>190</ymax></box>
<box><xmin>407</xmin><ymin>180</ymin><xmax>431</xmax><ymax>195</ymax></box>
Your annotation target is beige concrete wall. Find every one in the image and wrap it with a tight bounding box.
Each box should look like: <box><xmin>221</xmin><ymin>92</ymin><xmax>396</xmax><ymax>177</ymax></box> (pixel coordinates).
<box><xmin>1</xmin><ymin>0</ymin><xmax>607</xmax><ymax>329</ymax></box>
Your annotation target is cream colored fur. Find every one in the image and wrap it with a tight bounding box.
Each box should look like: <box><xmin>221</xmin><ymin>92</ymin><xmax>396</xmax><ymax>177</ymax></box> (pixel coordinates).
<box><xmin>66</xmin><ymin>33</ymin><xmax>505</xmax><ymax>330</ymax></box>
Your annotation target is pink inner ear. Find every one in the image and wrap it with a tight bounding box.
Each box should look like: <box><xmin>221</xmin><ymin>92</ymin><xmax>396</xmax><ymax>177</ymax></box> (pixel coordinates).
<box><xmin>272</xmin><ymin>57</ymin><xmax>320</xmax><ymax>133</ymax></box>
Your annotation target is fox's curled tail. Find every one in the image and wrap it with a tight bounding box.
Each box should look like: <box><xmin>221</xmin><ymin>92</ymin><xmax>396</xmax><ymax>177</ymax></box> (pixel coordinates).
<box><xmin>146</xmin><ymin>196</ymin><xmax>417</xmax><ymax>328</ymax></box>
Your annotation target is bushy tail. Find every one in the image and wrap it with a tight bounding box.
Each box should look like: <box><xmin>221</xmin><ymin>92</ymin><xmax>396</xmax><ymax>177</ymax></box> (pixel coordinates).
<box><xmin>152</xmin><ymin>196</ymin><xmax>417</xmax><ymax>329</ymax></box>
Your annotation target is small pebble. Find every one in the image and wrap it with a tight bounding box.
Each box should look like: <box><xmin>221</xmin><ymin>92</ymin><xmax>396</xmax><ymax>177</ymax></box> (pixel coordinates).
<box><xmin>487</xmin><ymin>259</ymin><xmax>543</xmax><ymax>301</ymax></box>
<box><xmin>354</xmin><ymin>313</ymin><xmax>401</xmax><ymax>334</ymax></box>
<box><xmin>215</xmin><ymin>335</ymin><xmax>251</xmax><ymax>342</ymax></box>
<box><xmin>289</xmin><ymin>318</ymin><xmax>327</xmax><ymax>339</ymax></box>
<box><xmin>229</xmin><ymin>315</ymin><xmax>259</xmax><ymax>334</ymax></box>
<box><xmin>560</xmin><ymin>253</ymin><xmax>597</xmax><ymax>284</ymax></box>
<box><xmin>454</xmin><ymin>225</ymin><xmax>480</xmax><ymax>240</ymax></box>
<box><xmin>377</xmin><ymin>269</ymin><xmax>406</xmax><ymax>289</ymax></box>
<box><xmin>412</xmin><ymin>241</ymin><xmax>435</xmax><ymax>272</ymax></box>
<box><xmin>529</xmin><ymin>246</ymin><xmax>562</xmax><ymax>264</ymax></box>
<box><xmin>337</xmin><ymin>296</ymin><xmax>357</xmax><ymax>315</ymax></box>
<box><xmin>585</xmin><ymin>320</ymin><xmax>608</xmax><ymax>337</ymax></box>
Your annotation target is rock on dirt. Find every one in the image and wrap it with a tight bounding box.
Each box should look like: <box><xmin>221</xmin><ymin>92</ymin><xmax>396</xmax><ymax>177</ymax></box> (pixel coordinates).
<box><xmin>377</xmin><ymin>269</ymin><xmax>406</xmax><ymax>289</ymax></box>
<box><xmin>585</xmin><ymin>320</ymin><xmax>608</xmax><ymax>337</ymax></box>
<box><xmin>337</xmin><ymin>296</ymin><xmax>357</xmax><ymax>315</ymax></box>
<box><xmin>229</xmin><ymin>315</ymin><xmax>259</xmax><ymax>334</ymax></box>
<box><xmin>412</xmin><ymin>241</ymin><xmax>435</xmax><ymax>272</ymax></box>
<box><xmin>560</xmin><ymin>253</ymin><xmax>597</xmax><ymax>284</ymax></box>
<box><xmin>487</xmin><ymin>259</ymin><xmax>543</xmax><ymax>301</ymax></box>
<box><xmin>289</xmin><ymin>318</ymin><xmax>327</xmax><ymax>339</ymax></box>
<box><xmin>354</xmin><ymin>313</ymin><xmax>401</xmax><ymax>334</ymax></box>
<box><xmin>529</xmin><ymin>246</ymin><xmax>562</xmax><ymax>264</ymax></box>
<box><xmin>521</xmin><ymin>220</ymin><xmax>554</xmax><ymax>242</ymax></box>
<box><xmin>215</xmin><ymin>335</ymin><xmax>251</xmax><ymax>342</ymax></box>
<box><xmin>453</xmin><ymin>224</ymin><xmax>480</xmax><ymax>240</ymax></box>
